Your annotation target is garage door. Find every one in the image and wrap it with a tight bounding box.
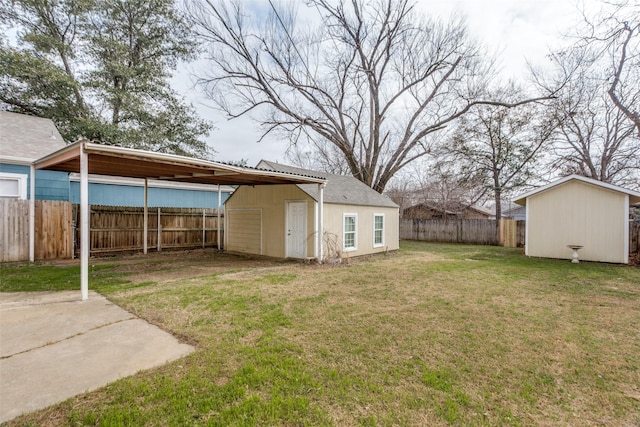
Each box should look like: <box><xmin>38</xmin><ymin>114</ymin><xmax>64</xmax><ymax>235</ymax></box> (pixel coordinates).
<box><xmin>226</xmin><ymin>209</ymin><xmax>262</xmax><ymax>255</ymax></box>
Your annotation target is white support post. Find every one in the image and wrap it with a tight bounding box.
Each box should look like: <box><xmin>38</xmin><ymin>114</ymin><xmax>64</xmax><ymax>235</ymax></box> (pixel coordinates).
<box><xmin>202</xmin><ymin>209</ymin><xmax>206</xmax><ymax>249</ymax></box>
<box><xmin>29</xmin><ymin>164</ymin><xmax>35</xmax><ymax>262</ymax></box>
<box><xmin>623</xmin><ymin>194</ymin><xmax>629</xmax><ymax>264</ymax></box>
<box><xmin>157</xmin><ymin>207</ymin><xmax>161</xmax><ymax>252</ymax></box>
<box><xmin>143</xmin><ymin>178</ymin><xmax>148</xmax><ymax>254</ymax></box>
<box><xmin>217</xmin><ymin>185</ymin><xmax>222</xmax><ymax>250</ymax></box>
<box><xmin>314</xmin><ymin>200</ymin><xmax>319</xmax><ymax>260</ymax></box>
<box><xmin>80</xmin><ymin>143</ymin><xmax>89</xmax><ymax>301</ymax></box>
<box><xmin>317</xmin><ymin>183</ymin><xmax>325</xmax><ymax>263</ymax></box>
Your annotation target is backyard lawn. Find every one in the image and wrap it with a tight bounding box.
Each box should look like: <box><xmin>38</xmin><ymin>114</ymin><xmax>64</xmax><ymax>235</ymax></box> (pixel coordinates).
<box><xmin>1</xmin><ymin>242</ymin><xmax>639</xmax><ymax>426</ymax></box>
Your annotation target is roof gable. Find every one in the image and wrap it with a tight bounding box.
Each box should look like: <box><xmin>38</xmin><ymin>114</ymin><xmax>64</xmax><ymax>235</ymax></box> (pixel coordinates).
<box><xmin>513</xmin><ymin>174</ymin><xmax>640</xmax><ymax>206</ymax></box>
<box><xmin>257</xmin><ymin>160</ymin><xmax>398</xmax><ymax>208</ymax></box>
<box><xmin>0</xmin><ymin>111</ymin><xmax>66</xmax><ymax>162</ymax></box>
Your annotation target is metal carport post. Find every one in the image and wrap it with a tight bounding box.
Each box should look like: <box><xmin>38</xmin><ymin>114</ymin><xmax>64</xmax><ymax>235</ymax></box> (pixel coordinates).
<box><xmin>80</xmin><ymin>143</ymin><xmax>89</xmax><ymax>300</ymax></box>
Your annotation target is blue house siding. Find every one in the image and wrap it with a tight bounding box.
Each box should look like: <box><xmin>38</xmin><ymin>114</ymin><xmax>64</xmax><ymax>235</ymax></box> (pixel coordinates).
<box><xmin>0</xmin><ymin>163</ymin><xmax>69</xmax><ymax>200</ymax></box>
<box><xmin>69</xmin><ymin>181</ymin><xmax>230</xmax><ymax>208</ymax></box>
<box><xmin>35</xmin><ymin>170</ymin><xmax>70</xmax><ymax>200</ymax></box>
<box><xmin>1</xmin><ymin>162</ymin><xmax>229</xmax><ymax>207</ymax></box>
<box><xmin>70</xmin><ymin>182</ymin><xmax>143</xmax><ymax>206</ymax></box>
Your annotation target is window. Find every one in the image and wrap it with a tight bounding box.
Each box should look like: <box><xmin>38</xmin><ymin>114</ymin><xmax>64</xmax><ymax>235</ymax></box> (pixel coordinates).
<box><xmin>0</xmin><ymin>173</ymin><xmax>28</xmax><ymax>199</ymax></box>
<box><xmin>373</xmin><ymin>214</ymin><xmax>384</xmax><ymax>247</ymax></box>
<box><xmin>343</xmin><ymin>214</ymin><xmax>357</xmax><ymax>251</ymax></box>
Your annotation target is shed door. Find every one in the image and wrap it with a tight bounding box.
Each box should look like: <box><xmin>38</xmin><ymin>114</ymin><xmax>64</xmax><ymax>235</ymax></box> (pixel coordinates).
<box><xmin>286</xmin><ymin>201</ymin><xmax>307</xmax><ymax>259</ymax></box>
<box><xmin>226</xmin><ymin>209</ymin><xmax>262</xmax><ymax>255</ymax></box>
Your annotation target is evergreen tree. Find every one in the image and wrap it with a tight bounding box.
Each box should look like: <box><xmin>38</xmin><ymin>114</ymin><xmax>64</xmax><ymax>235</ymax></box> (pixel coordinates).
<box><xmin>0</xmin><ymin>0</ymin><xmax>212</xmax><ymax>157</ymax></box>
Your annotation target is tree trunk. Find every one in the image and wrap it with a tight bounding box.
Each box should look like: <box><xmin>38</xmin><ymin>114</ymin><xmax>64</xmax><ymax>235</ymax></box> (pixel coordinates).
<box><xmin>494</xmin><ymin>187</ymin><xmax>502</xmax><ymax>242</ymax></box>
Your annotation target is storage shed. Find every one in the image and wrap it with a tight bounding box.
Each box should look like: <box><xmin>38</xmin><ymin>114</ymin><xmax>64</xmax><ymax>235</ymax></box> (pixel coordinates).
<box><xmin>225</xmin><ymin>161</ymin><xmax>399</xmax><ymax>260</ymax></box>
<box><xmin>513</xmin><ymin>175</ymin><xmax>640</xmax><ymax>264</ymax></box>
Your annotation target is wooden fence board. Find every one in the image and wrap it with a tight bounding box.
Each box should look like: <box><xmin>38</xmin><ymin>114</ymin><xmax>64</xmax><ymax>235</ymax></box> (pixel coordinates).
<box><xmin>0</xmin><ymin>199</ymin><xmax>29</xmax><ymax>262</ymax></box>
<box><xmin>1</xmin><ymin>201</ymin><xmax>224</xmax><ymax>262</ymax></box>
<box><xmin>0</xmin><ymin>199</ymin><xmax>72</xmax><ymax>262</ymax></box>
<box><xmin>35</xmin><ymin>200</ymin><xmax>72</xmax><ymax>260</ymax></box>
<box><xmin>631</xmin><ymin>222</ymin><xmax>639</xmax><ymax>254</ymax></box>
<box><xmin>400</xmin><ymin>219</ymin><xmax>527</xmax><ymax>247</ymax></box>
<box><xmin>83</xmin><ymin>206</ymin><xmax>224</xmax><ymax>255</ymax></box>
<box><xmin>500</xmin><ymin>219</ymin><xmax>518</xmax><ymax>248</ymax></box>
<box><xmin>400</xmin><ymin>218</ymin><xmax>499</xmax><ymax>245</ymax></box>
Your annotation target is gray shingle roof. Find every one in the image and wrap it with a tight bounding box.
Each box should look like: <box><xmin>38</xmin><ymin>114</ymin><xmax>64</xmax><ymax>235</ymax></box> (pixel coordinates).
<box><xmin>258</xmin><ymin>160</ymin><xmax>398</xmax><ymax>208</ymax></box>
<box><xmin>0</xmin><ymin>111</ymin><xmax>66</xmax><ymax>162</ymax></box>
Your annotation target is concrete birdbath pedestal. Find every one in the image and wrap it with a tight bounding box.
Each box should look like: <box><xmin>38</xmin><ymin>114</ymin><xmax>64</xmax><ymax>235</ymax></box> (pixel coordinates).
<box><xmin>567</xmin><ymin>245</ymin><xmax>583</xmax><ymax>263</ymax></box>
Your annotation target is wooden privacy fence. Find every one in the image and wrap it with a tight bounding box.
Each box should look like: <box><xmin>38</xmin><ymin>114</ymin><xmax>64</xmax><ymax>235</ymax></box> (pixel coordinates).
<box><xmin>0</xmin><ymin>199</ymin><xmax>73</xmax><ymax>262</ymax></box>
<box><xmin>1</xmin><ymin>200</ymin><xmax>224</xmax><ymax>262</ymax></box>
<box><xmin>399</xmin><ymin>218</ymin><xmax>526</xmax><ymax>247</ymax></box>
<box><xmin>79</xmin><ymin>205</ymin><xmax>224</xmax><ymax>255</ymax></box>
<box><xmin>631</xmin><ymin>222</ymin><xmax>640</xmax><ymax>254</ymax></box>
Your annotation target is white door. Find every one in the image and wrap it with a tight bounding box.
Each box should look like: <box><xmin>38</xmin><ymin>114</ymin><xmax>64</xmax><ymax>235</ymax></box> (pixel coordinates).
<box><xmin>286</xmin><ymin>201</ymin><xmax>307</xmax><ymax>258</ymax></box>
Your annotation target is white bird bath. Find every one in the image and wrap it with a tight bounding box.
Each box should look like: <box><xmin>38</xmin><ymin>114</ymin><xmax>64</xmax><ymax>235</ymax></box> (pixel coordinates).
<box><xmin>567</xmin><ymin>245</ymin><xmax>583</xmax><ymax>263</ymax></box>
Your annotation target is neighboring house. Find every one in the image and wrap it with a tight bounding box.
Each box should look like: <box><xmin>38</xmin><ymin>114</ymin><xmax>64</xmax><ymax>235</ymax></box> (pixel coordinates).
<box><xmin>513</xmin><ymin>174</ymin><xmax>640</xmax><ymax>264</ymax></box>
<box><xmin>224</xmin><ymin>160</ymin><xmax>399</xmax><ymax>259</ymax></box>
<box><xmin>0</xmin><ymin>111</ymin><xmax>232</xmax><ymax>207</ymax></box>
<box><xmin>0</xmin><ymin>111</ymin><xmax>69</xmax><ymax>200</ymax></box>
<box><xmin>502</xmin><ymin>205</ymin><xmax>526</xmax><ymax>220</ymax></box>
<box><xmin>403</xmin><ymin>202</ymin><xmax>493</xmax><ymax>220</ymax></box>
<box><xmin>68</xmin><ymin>174</ymin><xmax>233</xmax><ymax>209</ymax></box>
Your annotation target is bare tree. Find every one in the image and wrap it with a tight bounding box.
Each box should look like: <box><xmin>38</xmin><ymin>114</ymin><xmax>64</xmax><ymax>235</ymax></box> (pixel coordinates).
<box><xmin>188</xmin><ymin>0</ymin><xmax>548</xmax><ymax>192</ymax></box>
<box><xmin>285</xmin><ymin>140</ymin><xmax>352</xmax><ymax>175</ymax></box>
<box><xmin>447</xmin><ymin>97</ymin><xmax>557</xmax><ymax>225</ymax></box>
<box><xmin>384</xmin><ymin>178</ymin><xmax>414</xmax><ymax>218</ymax></box>
<box><xmin>533</xmin><ymin>3</ymin><xmax>640</xmax><ymax>189</ymax></box>
<box><xmin>607</xmin><ymin>19</ymin><xmax>640</xmax><ymax>135</ymax></box>
<box><xmin>569</xmin><ymin>1</ymin><xmax>640</xmax><ymax>136</ymax></box>
<box><xmin>552</xmin><ymin>87</ymin><xmax>639</xmax><ymax>187</ymax></box>
<box><xmin>404</xmin><ymin>158</ymin><xmax>487</xmax><ymax>220</ymax></box>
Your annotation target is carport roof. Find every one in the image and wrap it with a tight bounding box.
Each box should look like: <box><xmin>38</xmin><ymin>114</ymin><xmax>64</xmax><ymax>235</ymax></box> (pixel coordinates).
<box><xmin>34</xmin><ymin>140</ymin><xmax>326</xmax><ymax>186</ymax></box>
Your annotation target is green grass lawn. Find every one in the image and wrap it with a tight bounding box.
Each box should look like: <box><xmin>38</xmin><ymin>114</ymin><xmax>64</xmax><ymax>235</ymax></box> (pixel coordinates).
<box><xmin>2</xmin><ymin>242</ymin><xmax>639</xmax><ymax>426</ymax></box>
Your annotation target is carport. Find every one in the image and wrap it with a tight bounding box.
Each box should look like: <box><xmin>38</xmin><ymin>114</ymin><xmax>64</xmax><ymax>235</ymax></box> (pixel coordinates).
<box><xmin>33</xmin><ymin>139</ymin><xmax>326</xmax><ymax>300</ymax></box>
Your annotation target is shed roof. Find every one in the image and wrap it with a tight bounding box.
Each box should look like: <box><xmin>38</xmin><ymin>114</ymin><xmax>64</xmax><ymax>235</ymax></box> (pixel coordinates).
<box><xmin>513</xmin><ymin>174</ymin><xmax>640</xmax><ymax>206</ymax></box>
<box><xmin>258</xmin><ymin>160</ymin><xmax>398</xmax><ymax>208</ymax></box>
<box><xmin>0</xmin><ymin>111</ymin><xmax>66</xmax><ymax>163</ymax></box>
<box><xmin>35</xmin><ymin>140</ymin><xmax>326</xmax><ymax>186</ymax></box>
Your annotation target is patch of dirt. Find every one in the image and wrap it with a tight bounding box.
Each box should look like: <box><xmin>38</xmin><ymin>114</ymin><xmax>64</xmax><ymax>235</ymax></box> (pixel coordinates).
<box><xmin>44</xmin><ymin>248</ymin><xmax>448</xmax><ymax>285</ymax></box>
<box><xmin>43</xmin><ymin>248</ymin><xmax>304</xmax><ymax>284</ymax></box>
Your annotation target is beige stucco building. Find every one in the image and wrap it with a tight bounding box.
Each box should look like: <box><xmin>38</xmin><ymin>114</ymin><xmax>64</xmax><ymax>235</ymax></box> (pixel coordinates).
<box><xmin>513</xmin><ymin>175</ymin><xmax>640</xmax><ymax>264</ymax></box>
<box><xmin>224</xmin><ymin>161</ymin><xmax>399</xmax><ymax>260</ymax></box>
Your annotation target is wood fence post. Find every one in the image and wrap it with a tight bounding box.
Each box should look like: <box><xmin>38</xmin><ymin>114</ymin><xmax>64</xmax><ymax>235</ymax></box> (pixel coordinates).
<box><xmin>217</xmin><ymin>185</ymin><xmax>222</xmax><ymax>250</ymax></box>
<box><xmin>157</xmin><ymin>207</ymin><xmax>161</xmax><ymax>252</ymax></box>
<box><xmin>202</xmin><ymin>209</ymin><xmax>206</xmax><ymax>249</ymax></box>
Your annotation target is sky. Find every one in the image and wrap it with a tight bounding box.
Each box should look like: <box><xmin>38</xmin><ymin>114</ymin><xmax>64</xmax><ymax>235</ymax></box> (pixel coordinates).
<box><xmin>173</xmin><ymin>0</ymin><xmax>599</xmax><ymax>166</ymax></box>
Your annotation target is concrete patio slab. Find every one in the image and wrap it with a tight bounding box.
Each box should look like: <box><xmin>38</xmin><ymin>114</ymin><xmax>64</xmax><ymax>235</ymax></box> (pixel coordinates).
<box><xmin>0</xmin><ymin>291</ymin><xmax>194</xmax><ymax>424</ymax></box>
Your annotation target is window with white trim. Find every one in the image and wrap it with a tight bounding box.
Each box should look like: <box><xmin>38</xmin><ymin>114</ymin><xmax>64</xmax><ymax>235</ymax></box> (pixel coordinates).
<box><xmin>0</xmin><ymin>172</ymin><xmax>28</xmax><ymax>199</ymax></box>
<box><xmin>343</xmin><ymin>214</ymin><xmax>357</xmax><ymax>251</ymax></box>
<box><xmin>373</xmin><ymin>213</ymin><xmax>384</xmax><ymax>247</ymax></box>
